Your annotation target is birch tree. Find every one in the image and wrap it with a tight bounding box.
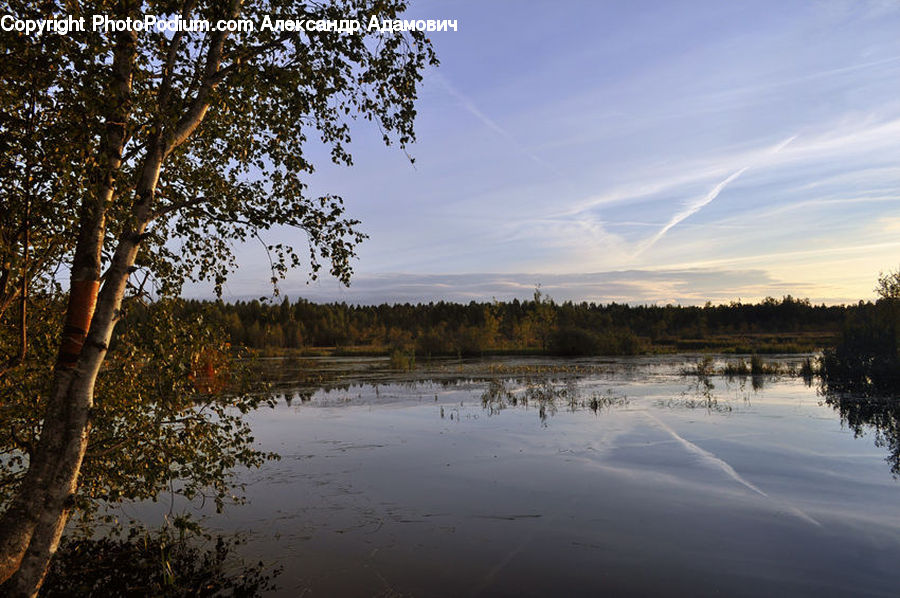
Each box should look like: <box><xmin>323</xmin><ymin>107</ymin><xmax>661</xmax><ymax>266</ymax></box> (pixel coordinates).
<box><xmin>0</xmin><ymin>1</ymin><xmax>436</xmax><ymax>594</ymax></box>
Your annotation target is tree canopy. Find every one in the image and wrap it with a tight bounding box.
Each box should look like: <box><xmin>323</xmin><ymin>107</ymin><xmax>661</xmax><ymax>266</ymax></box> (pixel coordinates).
<box><xmin>2</xmin><ymin>0</ymin><xmax>435</xmax><ymax>304</ymax></box>
<box><xmin>0</xmin><ymin>1</ymin><xmax>436</xmax><ymax>594</ymax></box>
<box><xmin>876</xmin><ymin>266</ymin><xmax>900</xmax><ymax>301</ymax></box>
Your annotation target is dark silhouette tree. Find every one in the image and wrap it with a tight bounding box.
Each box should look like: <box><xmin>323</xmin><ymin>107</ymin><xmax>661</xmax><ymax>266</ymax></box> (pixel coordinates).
<box><xmin>876</xmin><ymin>266</ymin><xmax>900</xmax><ymax>300</ymax></box>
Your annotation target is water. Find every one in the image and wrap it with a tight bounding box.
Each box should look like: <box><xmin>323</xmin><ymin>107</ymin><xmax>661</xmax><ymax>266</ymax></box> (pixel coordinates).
<box><xmin>128</xmin><ymin>355</ymin><xmax>900</xmax><ymax>596</ymax></box>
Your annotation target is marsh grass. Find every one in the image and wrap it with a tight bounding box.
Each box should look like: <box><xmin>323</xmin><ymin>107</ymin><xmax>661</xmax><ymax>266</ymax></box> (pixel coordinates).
<box><xmin>723</xmin><ymin>358</ymin><xmax>751</xmax><ymax>376</ymax></box>
<box><xmin>479</xmin><ymin>378</ymin><xmax>627</xmax><ymax>422</ymax></box>
<box><xmin>684</xmin><ymin>355</ymin><xmax>793</xmax><ymax>378</ymax></box>
<box><xmin>389</xmin><ymin>350</ymin><xmax>416</xmax><ymax>372</ymax></box>
<box><xmin>588</xmin><ymin>391</ymin><xmax>630</xmax><ymax>413</ymax></box>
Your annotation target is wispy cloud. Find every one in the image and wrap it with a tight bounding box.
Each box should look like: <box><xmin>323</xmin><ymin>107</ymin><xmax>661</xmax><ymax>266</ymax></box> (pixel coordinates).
<box><xmin>235</xmin><ymin>268</ymin><xmax>831</xmax><ymax>306</ymax></box>
<box><xmin>635</xmin><ymin>166</ymin><xmax>749</xmax><ymax>255</ymax></box>
<box><xmin>433</xmin><ymin>73</ymin><xmax>566</xmax><ymax>178</ymax></box>
<box><xmin>656</xmin><ymin>240</ymin><xmax>900</xmax><ymax>271</ymax></box>
<box><xmin>565</xmin><ymin>113</ymin><xmax>900</xmax><ymax>221</ymax></box>
<box><xmin>635</xmin><ymin>135</ymin><xmax>796</xmax><ymax>255</ymax></box>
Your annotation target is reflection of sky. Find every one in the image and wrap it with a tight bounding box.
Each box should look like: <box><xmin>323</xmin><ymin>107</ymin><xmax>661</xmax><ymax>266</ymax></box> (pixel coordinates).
<box><xmin>204</xmin><ymin>1</ymin><xmax>900</xmax><ymax>304</ymax></box>
<box><xmin>175</xmin><ymin>360</ymin><xmax>900</xmax><ymax>596</ymax></box>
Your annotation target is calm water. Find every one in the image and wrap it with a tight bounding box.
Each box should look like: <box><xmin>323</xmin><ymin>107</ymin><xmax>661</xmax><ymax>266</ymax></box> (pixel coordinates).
<box><xmin>128</xmin><ymin>355</ymin><xmax>900</xmax><ymax>596</ymax></box>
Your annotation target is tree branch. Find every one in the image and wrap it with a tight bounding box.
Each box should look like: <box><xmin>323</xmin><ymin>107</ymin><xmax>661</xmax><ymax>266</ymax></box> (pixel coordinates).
<box><xmin>157</xmin><ymin>0</ymin><xmax>196</xmax><ymax>112</ymax></box>
<box><xmin>167</xmin><ymin>0</ymin><xmax>242</xmax><ymax>152</ymax></box>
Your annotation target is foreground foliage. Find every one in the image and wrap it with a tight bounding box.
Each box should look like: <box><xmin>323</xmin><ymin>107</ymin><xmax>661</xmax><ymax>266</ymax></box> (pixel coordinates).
<box><xmin>820</xmin><ymin>267</ymin><xmax>900</xmax><ymax>396</ymax></box>
<box><xmin>1</xmin><ymin>0</ymin><xmax>435</xmax><ymax>592</ymax></box>
<box><xmin>0</xmin><ymin>298</ymin><xmax>276</xmax><ymax>521</ymax></box>
<box><xmin>42</xmin><ymin>526</ymin><xmax>279</xmax><ymax>597</ymax></box>
<box><xmin>814</xmin><ymin>268</ymin><xmax>900</xmax><ymax>475</ymax></box>
<box><xmin>820</xmin><ymin>300</ymin><xmax>900</xmax><ymax>395</ymax></box>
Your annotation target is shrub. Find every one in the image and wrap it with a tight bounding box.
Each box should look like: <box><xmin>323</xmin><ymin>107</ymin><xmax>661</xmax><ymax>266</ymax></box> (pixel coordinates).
<box><xmin>389</xmin><ymin>349</ymin><xmax>416</xmax><ymax>371</ymax></box>
<box><xmin>548</xmin><ymin>327</ymin><xmax>600</xmax><ymax>356</ymax></box>
<box><xmin>42</xmin><ymin>526</ymin><xmax>279</xmax><ymax>597</ymax></box>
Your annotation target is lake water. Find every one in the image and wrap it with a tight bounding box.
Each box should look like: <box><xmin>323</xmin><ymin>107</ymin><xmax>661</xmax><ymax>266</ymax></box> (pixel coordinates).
<box><xmin>129</xmin><ymin>355</ymin><xmax>900</xmax><ymax>597</ymax></box>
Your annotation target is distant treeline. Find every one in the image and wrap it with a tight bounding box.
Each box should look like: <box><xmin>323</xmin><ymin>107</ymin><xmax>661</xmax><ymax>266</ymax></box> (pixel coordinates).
<box><xmin>166</xmin><ymin>293</ymin><xmax>867</xmax><ymax>356</ymax></box>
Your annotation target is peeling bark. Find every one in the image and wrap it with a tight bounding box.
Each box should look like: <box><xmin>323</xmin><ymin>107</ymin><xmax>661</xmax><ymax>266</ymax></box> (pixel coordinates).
<box><xmin>0</xmin><ymin>2</ymin><xmax>243</xmax><ymax>593</ymax></box>
<box><xmin>0</xmin><ymin>19</ymin><xmax>138</xmax><ymax>594</ymax></box>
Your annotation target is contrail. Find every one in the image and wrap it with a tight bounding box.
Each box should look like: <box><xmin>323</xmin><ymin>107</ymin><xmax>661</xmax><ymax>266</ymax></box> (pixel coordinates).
<box><xmin>636</xmin><ymin>135</ymin><xmax>797</xmax><ymax>255</ymax></box>
<box><xmin>644</xmin><ymin>411</ymin><xmax>768</xmax><ymax>497</ymax></box>
<box><xmin>643</xmin><ymin>411</ymin><xmax>822</xmax><ymax>527</ymax></box>
<box><xmin>433</xmin><ymin>73</ymin><xmax>566</xmax><ymax>178</ymax></box>
<box><xmin>637</xmin><ymin>166</ymin><xmax>749</xmax><ymax>255</ymax></box>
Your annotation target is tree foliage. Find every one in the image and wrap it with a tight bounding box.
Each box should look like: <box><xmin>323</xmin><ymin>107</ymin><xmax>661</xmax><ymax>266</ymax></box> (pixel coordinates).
<box><xmin>3</xmin><ymin>0</ymin><xmax>435</xmax><ymax>298</ymax></box>
<box><xmin>821</xmin><ymin>268</ymin><xmax>900</xmax><ymax>395</ymax></box>
<box><xmin>181</xmin><ymin>294</ymin><xmax>849</xmax><ymax>356</ymax></box>
<box><xmin>0</xmin><ymin>279</ymin><xmax>277</xmax><ymax>519</ymax></box>
<box><xmin>876</xmin><ymin>266</ymin><xmax>900</xmax><ymax>300</ymax></box>
<box><xmin>0</xmin><ymin>1</ymin><xmax>436</xmax><ymax>592</ymax></box>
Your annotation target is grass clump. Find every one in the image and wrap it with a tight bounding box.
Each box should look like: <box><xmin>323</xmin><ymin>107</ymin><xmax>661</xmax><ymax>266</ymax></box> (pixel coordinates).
<box><xmin>723</xmin><ymin>359</ymin><xmax>750</xmax><ymax>376</ymax></box>
<box><xmin>389</xmin><ymin>349</ymin><xmax>416</xmax><ymax>371</ymax></box>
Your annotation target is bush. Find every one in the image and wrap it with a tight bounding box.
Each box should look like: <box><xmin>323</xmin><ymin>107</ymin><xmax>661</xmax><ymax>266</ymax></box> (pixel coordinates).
<box><xmin>548</xmin><ymin>327</ymin><xmax>600</xmax><ymax>356</ymax></box>
<box><xmin>821</xmin><ymin>299</ymin><xmax>900</xmax><ymax>394</ymax></box>
<box><xmin>389</xmin><ymin>349</ymin><xmax>416</xmax><ymax>371</ymax></box>
<box><xmin>42</xmin><ymin>526</ymin><xmax>280</xmax><ymax>597</ymax></box>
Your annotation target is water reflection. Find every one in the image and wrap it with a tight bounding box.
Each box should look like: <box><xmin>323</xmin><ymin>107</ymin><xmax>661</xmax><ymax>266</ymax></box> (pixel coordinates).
<box><xmin>273</xmin><ymin>357</ymin><xmax>900</xmax><ymax>486</ymax></box>
<box><xmin>822</xmin><ymin>389</ymin><xmax>900</xmax><ymax>476</ymax></box>
<box><xmin>478</xmin><ymin>378</ymin><xmax>629</xmax><ymax>424</ymax></box>
<box><xmin>266</xmin><ymin>356</ymin><xmax>900</xmax><ymax>483</ymax></box>
<box><xmin>142</xmin><ymin>355</ymin><xmax>900</xmax><ymax>597</ymax></box>
<box><xmin>470</xmin><ymin>366</ymin><xmax>751</xmax><ymax>421</ymax></box>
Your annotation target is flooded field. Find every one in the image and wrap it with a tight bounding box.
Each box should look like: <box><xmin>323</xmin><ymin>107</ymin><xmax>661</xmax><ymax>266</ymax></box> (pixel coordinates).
<box><xmin>127</xmin><ymin>355</ymin><xmax>900</xmax><ymax>597</ymax></box>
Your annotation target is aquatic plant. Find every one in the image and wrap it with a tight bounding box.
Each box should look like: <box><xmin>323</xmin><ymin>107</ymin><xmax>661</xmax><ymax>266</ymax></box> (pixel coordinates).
<box><xmin>389</xmin><ymin>349</ymin><xmax>416</xmax><ymax>372</ymax></box>
<box><xmin>588</xmin><ymin>391</ymin><xmax>630</xmax><ymax>413</ymax></box>
<box><xmin>479</xmin><ymin>377</ymin><xmax>627</xmax><ymax>422</ymax></box>
<box><xmin>723</xmin><ymin>359</ymin><xmax>750</xmax><ymax>377</ymax></box>
<box><xmin>685</xmin><ymin>355</ymin><xmax>787</xmax><ymax>379</ymax></box>
<box><xmin>682</xmin><ymin>356</ymin><xmax>715</xmax><ymax>377</ymax></box>
<box><xmin>799</xmin><ymin>357</ymin><xmax>816</xmax><ymax>385</ymax></box>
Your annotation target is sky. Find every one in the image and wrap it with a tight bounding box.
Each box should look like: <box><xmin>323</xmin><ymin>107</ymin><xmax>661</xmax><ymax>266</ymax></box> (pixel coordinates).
<box><xmin>205</xmin><ymin>0</ymin><xmax>900</xmax><ymax>305</ymax></box>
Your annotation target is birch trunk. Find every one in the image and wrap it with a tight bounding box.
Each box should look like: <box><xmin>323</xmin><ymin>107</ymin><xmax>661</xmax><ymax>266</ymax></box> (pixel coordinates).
<box><xmin>0</xmin><ymin>3</ymin><xmax>234</xmax><ymax>591</ymax></box>
<box><xmin>0</xmin><ymin>144</ymin><xmax>163</xmax><ymax>596</ymax></box>
<box><xmin>0</xmin><ymin>22</ymin><xmax>138</xmax><ymax>595</ymax></box>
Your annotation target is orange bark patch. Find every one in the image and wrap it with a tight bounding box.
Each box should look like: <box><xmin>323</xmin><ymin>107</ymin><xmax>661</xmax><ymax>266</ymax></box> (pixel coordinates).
<box><xmin>58</xmin><ymin>279</ymin><xmax>100</xmax><ymax>367</ymax></box>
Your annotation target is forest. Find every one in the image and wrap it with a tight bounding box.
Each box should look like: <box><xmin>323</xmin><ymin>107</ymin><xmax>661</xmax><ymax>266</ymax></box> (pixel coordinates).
<box><xmin>2</xmin><ymin>0</ymin><xmax>899</xmax><ymax>593</ymax></box>
<box><xmin>162</xmin><ymin>292</ymin><xmax>858</xmax><ymax>357</ymax></box>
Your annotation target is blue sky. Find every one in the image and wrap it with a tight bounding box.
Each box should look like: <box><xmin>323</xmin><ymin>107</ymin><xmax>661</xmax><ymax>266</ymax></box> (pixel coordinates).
<box><xmin>214</xmin><ymin>0</ymin><xmax>900</xmax><ymax>305</ymax></box>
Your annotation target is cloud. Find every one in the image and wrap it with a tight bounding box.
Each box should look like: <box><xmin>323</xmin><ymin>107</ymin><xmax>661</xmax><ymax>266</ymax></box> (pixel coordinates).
<box><xmin>635</xmin><ymin>135</ymin><xmax>797</xmax><ymax>255</ymax></box>
<box><xmin>659</xmin><ymin>239</ymin><xmax>900</xmax><ymax>271</ymax></box>
<box><xmin>563</xmin><ymin>112</ymin><xmax>900</xmax><ymax>227</ymax></box>
<box><xmin>433</xmin><ymin>72</ymin><xmax>565</xmax><ymax>178</ymax></box>
<box><xmin>216</xmin><ymin>268</ymin><xmax>829</xmax><ymax>306</ymax></box>
<box><xmin>636</xmin><ymin>166</ymin><xmax>749</xmax><ymax>255</ymax></box>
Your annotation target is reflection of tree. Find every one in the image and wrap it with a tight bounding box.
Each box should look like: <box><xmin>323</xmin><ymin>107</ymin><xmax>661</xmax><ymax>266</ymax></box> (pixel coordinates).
<box><xmin>821</xmin><ymin>297</ymin><xmax>900</xmax><ymax>395</ymax></box>
<box><xmin>822</xmin><ymin>389</ymin><xmax>900</xmax><ymax>477</ymax></box>
<box><xmin>819</xmin><ymin>272</ymin><xmax>900</xmax><ymax>477</ymax></box>
<box><xmin>479</xmin><ymin>378</ymin><xmax>627</xmax><ymax>424</ymax></box>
